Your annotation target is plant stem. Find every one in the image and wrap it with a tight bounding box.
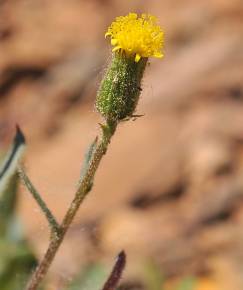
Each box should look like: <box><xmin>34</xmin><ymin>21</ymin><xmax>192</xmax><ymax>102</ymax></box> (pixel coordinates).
<box><xmin>25</xmin><ymin>120</ymin><xmax>117</xmax><ymax>290</ymax></box>
<box><xmin>18</xmin><ymin>166</ymin><xmax>60</xmax><ymax>233</ymax></box>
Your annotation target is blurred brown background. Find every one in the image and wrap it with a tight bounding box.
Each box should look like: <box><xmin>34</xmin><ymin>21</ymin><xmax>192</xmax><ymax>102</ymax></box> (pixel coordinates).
<box><xmin>1</xmin><ymin>0</ymin><xmax>243</xmax><ymax>289</ymax></box>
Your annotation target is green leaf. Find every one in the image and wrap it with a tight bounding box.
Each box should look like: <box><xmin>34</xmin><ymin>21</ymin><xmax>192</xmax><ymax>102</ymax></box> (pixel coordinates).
<box><xmin>142</xmin><ymin>260</ymin><xmax>165</xmax><ymax>290</ymax></box>
<box><xmin>175</xmin><ymin>277</ymin><xmax>197</xmax><ymax>290</ymax></box>
<box><xmin>79</xmin><ymin>136</ymin><xmax>98</xmax><ymax>182</ymax></box>
<box><xmin>0</xmin><ymin>126</ymin><xmax>26</xmax><ymax>226</ymax></box>
<box><xmin>0</xmin><ymin>238</ymin><xmax>37</xmax><ymax>290</ymax></box>
<box><xmin>0</xmin><ymin>126</ymin><xmax>38</xmax><ymax>290</ymax></box>
<box><xmin>66</xmin><ymin>263</ymin><xmax>108</xmax><ymax>290</ymax></box>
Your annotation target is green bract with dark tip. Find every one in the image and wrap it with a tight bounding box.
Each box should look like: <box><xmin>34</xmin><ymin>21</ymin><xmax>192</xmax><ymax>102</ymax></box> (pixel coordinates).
<box><xmin>96</xmin><ymin>53</ymin><xmax>147</xmax><ymax>122</ymax></box>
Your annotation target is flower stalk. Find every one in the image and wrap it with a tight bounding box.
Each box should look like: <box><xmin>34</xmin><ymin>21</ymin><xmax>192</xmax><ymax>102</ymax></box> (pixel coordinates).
<box><xmin>24</xmin><ymin>120</ymin><xmax>117</xmax><ymax>290</ymax></box>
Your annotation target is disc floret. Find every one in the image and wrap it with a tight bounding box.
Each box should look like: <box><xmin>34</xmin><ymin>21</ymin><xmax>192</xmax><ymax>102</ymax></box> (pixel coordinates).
<box><xmin>105</xmin><ymin>13</ymin><xmax>164</xmax><ymax>62</ymax></box>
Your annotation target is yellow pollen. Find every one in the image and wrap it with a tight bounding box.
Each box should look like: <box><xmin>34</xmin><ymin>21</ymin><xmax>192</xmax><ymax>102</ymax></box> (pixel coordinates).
<box><xmin>105</xmin><ymin>13</ymin><xmax>164</xmax><ymax>62</ymax></box>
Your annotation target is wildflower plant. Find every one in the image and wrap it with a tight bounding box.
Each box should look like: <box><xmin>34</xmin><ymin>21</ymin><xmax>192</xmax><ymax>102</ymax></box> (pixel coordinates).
<box><xmin>0</xmin><ymin>13</ymin><xmax>164</xmax><ymax>290</ymax></box>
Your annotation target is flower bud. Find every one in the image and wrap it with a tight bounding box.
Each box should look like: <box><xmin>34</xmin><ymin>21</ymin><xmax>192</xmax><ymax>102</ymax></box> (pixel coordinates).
<box><xmin>96</xmin><ymin>53</ymin><xmax>147</xmax><ymax>122</ymax></box>
<box><xmin>96</xmin><ymin>13</ymin><xmax>164</xmax><ymax>122</ymax></box>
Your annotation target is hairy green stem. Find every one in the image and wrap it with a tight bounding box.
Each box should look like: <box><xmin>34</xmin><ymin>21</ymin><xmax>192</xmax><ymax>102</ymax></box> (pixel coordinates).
<box><xmin>18</xmin><ymin>166</ymin><xmax>60</xmax><ymax>233</ymax></box>
<box><xmin>25</xmin><ymin>120</ymin><xmax>117</xmax><ymax>290</ymax></box>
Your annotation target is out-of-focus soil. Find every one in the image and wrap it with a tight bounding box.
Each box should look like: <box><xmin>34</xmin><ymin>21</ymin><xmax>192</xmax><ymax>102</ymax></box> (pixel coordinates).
<box><xmin>1</xmin><ymin>0</ymin><xmax>243</xmax><ymax>289</ymax></box>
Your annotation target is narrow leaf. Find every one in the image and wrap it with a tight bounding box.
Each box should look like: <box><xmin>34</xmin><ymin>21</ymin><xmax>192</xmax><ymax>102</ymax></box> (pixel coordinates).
<box><xmin>0</xmin><ymin>126</ymin><xmax>26</xmax><ymax>227</ymax></box>
<box><xmin>0</xmin><ymin>126</ymin><xmax>26</xmax><ymax>197</ymax></box>
<box><xmin>79</xmin><ymin>136</ymin><xmax>98</xmax><ymax>182</ymax></box>
<box><xmin>102</xmin><ymin>251</ymin><xmax>126</xmax><ymax>290</ymax></box>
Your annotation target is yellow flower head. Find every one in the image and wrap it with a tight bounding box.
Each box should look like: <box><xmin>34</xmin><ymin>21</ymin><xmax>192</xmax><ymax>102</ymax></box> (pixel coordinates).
<box><xmin>105</xmin><ymin>13</ymin><xmax>164</xmax><ymax>62</ymax></box>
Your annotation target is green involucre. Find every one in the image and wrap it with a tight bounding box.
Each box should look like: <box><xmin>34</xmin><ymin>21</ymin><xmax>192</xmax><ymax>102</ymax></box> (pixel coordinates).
<box><xmin>96</xmin><ymin>53</ymin><xmax>147</xmax><ymax>122</ymax></box>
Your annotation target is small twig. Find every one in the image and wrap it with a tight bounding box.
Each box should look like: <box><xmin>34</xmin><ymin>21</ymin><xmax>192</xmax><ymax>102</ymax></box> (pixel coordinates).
<box><xmin>18</xmin><ymin>166</ymin><xmax>60</xmax><ymax>233</ymax></box>
<box><xmin>102</xmin><ymin>251</ymin><xmax>126</xmax><ymax>290</ymax></box>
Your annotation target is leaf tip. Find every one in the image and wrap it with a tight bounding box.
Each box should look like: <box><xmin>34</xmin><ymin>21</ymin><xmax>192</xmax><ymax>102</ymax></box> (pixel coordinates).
<box><xmin>15</xmin><ymin>124</ymin><xmax>26</xmax><ymax>146</ymax></box>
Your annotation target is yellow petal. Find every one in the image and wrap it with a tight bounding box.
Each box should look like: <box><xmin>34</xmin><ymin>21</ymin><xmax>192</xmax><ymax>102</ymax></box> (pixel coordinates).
<box><xmin>154</xmin><ymin>52</ymin><xmax>163</xmax><ymax>58</ymax></box>
<box><xmin>129</xmin><ymin>13</ymin><xmax>138</xmax><ymax>19</ymax></box>
<box><xmin>112</xmin><ymin>46</ymin><xmax>121</xmax><ymax>52</ymax></box>
<box><xmin>111</xmin><ymin>38</ymin><xmax>118</xmax><ymax>45</ymax></box>
<box><xmin>105</xmin><ymin>32</ymin><xmax>111</xmax><ymax>38</ymax></box>
<box><xmin>135</xmin><ymin>53</ymin><xmax>141</xmax><ymax>62</ymax></box>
